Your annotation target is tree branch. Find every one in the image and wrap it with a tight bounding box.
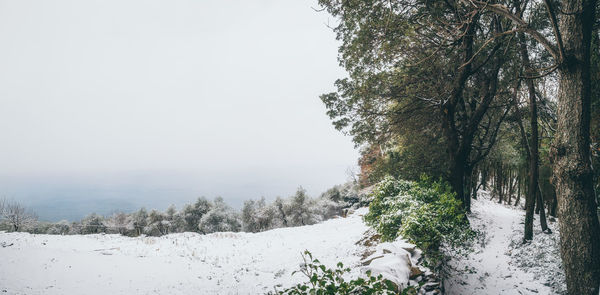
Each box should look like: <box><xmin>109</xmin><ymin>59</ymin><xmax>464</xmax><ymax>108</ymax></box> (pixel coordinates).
<box><xmin>461</xmin><ymin>0</ymin><xmax>560</xmax><ymax>61</ymax></box>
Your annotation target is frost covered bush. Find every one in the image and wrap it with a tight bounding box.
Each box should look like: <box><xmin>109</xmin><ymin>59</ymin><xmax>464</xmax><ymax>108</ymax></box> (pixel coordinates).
<box><xmin>364</xmin><ymin>175</ymin><xmax>474</xmax><ymax>268</ymax></box>
<box><xmin>46</xmin><ymin>220</ymin><xmax>70</xmax><ymax>235</ymax></box>
<box><xmin>104</xmin><ymin>212</ymin><xmax>132</xmax><ymax>235</ymax></box>
<box><xmin>183</xmin><ymin>197</ymin><xmax>212</xmax><ymax>232</ymax></box>
<box><xmin>287</xmin><ymin>188</ymin><xmax>320</xmax><ymax>226</ymax></box>
<box><xmin>132</xmin><ymin>208</ymin><xmax>149</xmax><ymax>236</ymax></box>
<box><xmin>165</xmin><ymin>205</ymin><xmax>185</xmax><ymax>233</ymax></box>
<box><xmin>198</xmin><ymin>197</ymin><xmax>241</xmax><ymax>233</ymax></box>
<box><xmin>241</xmin><ymin>198</ymin><xmax>277</xmax><ymax>232</ymax></box>
<box><xmin>320</xmin><ymin>182</ymin><xmax>369</xmax><ymax>209</ymax></box>
<box><xmin>241</xmin><ymin>188</ymin><xmax>343</xmax><ymax>232</ymax></box>
<box><xmin>1</xmin><ymin>200</ymin><xmax>37</xmax><ymax>232</ymax></box>
<box><xmin>275</xmin><ymin>251</ymin><xmax>397</xmax><ymax>295</ymax></box>
<box><xmin>80</xmin><ymin>213</ymin><xmax>106</xmax><ymax>234</ymax></box>
<box><xmin>146</xmin><ymin>209</ymin><xmax>169</xmax><ymax>236</ymax></box>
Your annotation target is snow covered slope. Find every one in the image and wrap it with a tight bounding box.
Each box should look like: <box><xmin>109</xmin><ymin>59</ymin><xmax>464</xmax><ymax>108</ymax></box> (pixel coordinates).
<box><xmin>0</xmin><ymin>208</ymin><xmax>426</xmax><ymax>295</ymax></box>
<box><xmin>1</xmin><ymin>209</ymin><xmax>375</xmax><ymax>295</ymax></box>
<box><xmin>446</xmin><ymin>195</ymin><xmax>563</xmax><ymax>295</ymax></box>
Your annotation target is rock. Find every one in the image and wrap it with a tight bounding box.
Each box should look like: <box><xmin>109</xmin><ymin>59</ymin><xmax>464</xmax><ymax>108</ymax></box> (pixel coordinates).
<box><xmin>422</xmin><ymin>282</ymin><xmax>440</xmax><ymax>291</ymax></box>
<box><xmin>400</xmin><ymin>244</ymin><xmax>417</xmax><ymax>254</ymax></box>
<box><xmin>361</xmin><ymin>254</ymin><xmax>384</xmax><ymax>266</ymax></box>
<box><xmin>409</xmin><ymin>266</ymin><xmax>423</xmax><ymax>279</ymax></box>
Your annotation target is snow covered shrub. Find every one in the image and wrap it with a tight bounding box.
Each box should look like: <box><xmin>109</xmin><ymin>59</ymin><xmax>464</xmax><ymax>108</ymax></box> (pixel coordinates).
<box><xmin>183</xmin><ymin>197</ymin><xmax>212</xmax><ymax>232</ymax></box>
<box><xmin>314</xmin><ymin>197</ymin><xmax>342</xmax><ymax>221</ymax></box>
<box><xmin>364</xmin><ymin>175</ymin><xmax>474</xmax><ymax>268</ymax></box>
<box><xmin>105</xmin><ymin>212</ymin><xmax>132</xmax><ymax>235</ymax></box>
<box><xmin>286</xmin><ymin>187</ymin><xmax>327</xmax><ymax>226</ymax></box>
<box><xmin>198</xmin><ymin>197</ymin><xmax>241</xmax><ymax>233</ymax></box>
<box><xmin>132</xmin><ymin>208</ymin><xmax>149</xmax><ymax>236</ymax></box>
<box><xmin>80</xmin><ymin>213</ymin><xmax>106</xmax><ymax>234</ymax></box>
<box><xmin>164</xmin><ymin>205</ymin><xmax>185</xmax><ymax>233</ymax></box>
<box><xmin>1</xmin><ymin>201</ymin><xmax>37</xmax><ymax>232</ymax></box>
<box><xmin>242</xmin><ymin>198</ymin><xmax>277</xmax><ymax>232</ymax></box>
<box><xmin>320</xmin><ymin>182</ymin><xmax>368</xmax><ymax>209</ymax></box>
<box><xmin>276</xmin><ymin>250</ymin><xmax>397</xmax><ymax>295</ymax></box>
<box><xmin>28</xmin><ymin>222</ymin><xmax>52</xmax><ymax>234</ymax></box>
<box><xmin>46</xmin><ymin>220</ymin><xmax>71</xmax><ymax>235</ymax></box>
<box><xmin>146</xmin><ymin>209</ymin><xmax>170</xmax><ymax>236</ymax></box>
<box><xmin>273</xmin><ymin>196</ymin><xmax>290</xmax><ymax>227</ymax></box>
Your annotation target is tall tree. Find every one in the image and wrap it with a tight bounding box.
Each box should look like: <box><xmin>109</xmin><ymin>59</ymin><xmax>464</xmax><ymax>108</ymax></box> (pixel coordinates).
<box><xmin>465</xmin><ymin>0</ymin><xmax>600</xmax><ymax>292</ymax></box>
<box><xmin>552</xmin><ymin>1</ymin><xmax>600</xmax><ymax>292</ymax></box>
<box><xmin>318</xmin><ymin>0</ymin><xmax>512</xmax><ymax>211</ymax></box>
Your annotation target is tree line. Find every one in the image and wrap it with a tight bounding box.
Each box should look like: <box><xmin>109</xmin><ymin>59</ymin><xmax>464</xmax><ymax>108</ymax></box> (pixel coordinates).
<box><xmin>317</xmin><ymin>0</ymin><xmax>600</xmax><ymax>294</ymax></box>
<box><xmin>0</xmin><ymin>183</ymin><xmax>367</xmax><ymax>237</ymax></box>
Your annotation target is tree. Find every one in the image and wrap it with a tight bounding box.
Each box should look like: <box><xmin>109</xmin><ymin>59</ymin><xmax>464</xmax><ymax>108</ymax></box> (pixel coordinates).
<box><xmin>241</xmin><ymin>198</ymin><xmax>277</xmax><ymax>233</ymax></box>
<box><xmin>0</xmin><ymin>198</ymin><xmax>5</xmax><ymax>217</ymax></box>
<box><xmin>551</xmin><ymin>1</ymin><xmax>600</xmax><ymax>291</ymax></box>
<box><xmin>460</xmin><ymin>0</ymin><xmax>600</xmax><ymax>292</ymax></box>
<box><xmin>287</xmin><ymin>187</ymin><xmax>318</xmax><ymax>226</ymax></box>
<box><xmin>183</xmin><ymin>197</ymin><xmax>212</xmax><ymax>232</ymax></box>
<box><xmin>105</xmin><ymin>212</ymin><xmax>131</xmax><ymax>235</ymax></box>
<box><xmin>165</xmin><ymin>205</ymin><xmax>185</xmax><ymax>233</ymax></box>
<box><xmin>47</xmin><ymin>220</ymin><xmax>70</xmax><ymax>235</ymax></box>
<box><xmin>273</xmin><ymin>196</ymin><xmax>289</xmax><ymax>227</ymax></box>
<box><xmin>318</xmin><ymin>0</ymin><xmax>513</xmax><ymax>211</ymax></box>
<box><xmin>147</xmin><ymin>209</ymin><xmax>169</xmax><ymax>236</ymax></box>
<box><xmin>2</xmin><ymin>201</ymin><xmax>37</xmax><ymax>232</ymax></box>
<box><xmin>132</xmin><ymin>207</ymin><xmax>148</xmax><ymax>236</ymax></box>
<box><xmin>198</xmin><ymin>197</ymin><xmax>241</xmax><ymax>234</ymax></box>
<box><xmin>80</xmin><ymin>213</ymin><xmax>106</xmax><ymax>234</ymax></box>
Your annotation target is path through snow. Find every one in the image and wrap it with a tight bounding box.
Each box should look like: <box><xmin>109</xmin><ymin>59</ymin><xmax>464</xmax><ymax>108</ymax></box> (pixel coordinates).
<box><xmin>446</xmin><ymin>195</ymin><xmax>562</xmax><ymax>295</ymax></box>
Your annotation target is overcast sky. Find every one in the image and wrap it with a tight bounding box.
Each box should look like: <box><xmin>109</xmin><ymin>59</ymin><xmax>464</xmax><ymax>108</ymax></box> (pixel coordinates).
<box><xmin>0</xmin><ymin>0</ymin><xmax>358</xmax><ymax>219</ymax></box>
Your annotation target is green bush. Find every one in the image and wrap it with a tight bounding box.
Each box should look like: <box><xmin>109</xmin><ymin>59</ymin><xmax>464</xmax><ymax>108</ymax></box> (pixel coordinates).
<box><xmin>276</xmin><ymin>250</ymin><xmax>398</xmax><ymax>295</ymax></box>
<box><xmin>364</xmin><ymin>175</ymin><xmax>474</xmax><ymax>268</ymax></box>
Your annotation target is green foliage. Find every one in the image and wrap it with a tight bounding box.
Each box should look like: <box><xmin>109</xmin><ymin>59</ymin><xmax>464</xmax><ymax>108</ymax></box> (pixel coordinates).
<box><xmin>364</xmin><ymin>175</ymin><xmax>474</xmax><ymax>268</ymax></box>
<box><xmin>358</xmin><ymin>135</ymin><xmax>449</xmax><ymax>187</ymax></box>
<box><xmin>276</xmin><ymin>251</ymin><xmax>398</xmax><ymax>295</ymax></box>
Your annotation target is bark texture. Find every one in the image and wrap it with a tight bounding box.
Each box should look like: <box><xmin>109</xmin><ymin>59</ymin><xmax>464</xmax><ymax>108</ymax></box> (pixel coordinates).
<box><xmin>553</xmin><ymin>0</ymin><xmax>600</xmax><ymax>293</ymax></box>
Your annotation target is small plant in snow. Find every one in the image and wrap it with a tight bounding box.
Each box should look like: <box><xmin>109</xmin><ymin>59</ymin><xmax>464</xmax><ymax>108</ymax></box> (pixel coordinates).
<box><xmin>275</xmin><ymin>250</ymin><xmax>397</xmax><ymax>295</ymax></box>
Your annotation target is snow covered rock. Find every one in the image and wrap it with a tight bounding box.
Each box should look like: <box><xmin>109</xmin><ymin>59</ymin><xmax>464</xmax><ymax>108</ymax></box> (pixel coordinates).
<box><xmin>359</xmin><ymin>237</ymin><xmax>437</xmax><ymax>293</ymax></box>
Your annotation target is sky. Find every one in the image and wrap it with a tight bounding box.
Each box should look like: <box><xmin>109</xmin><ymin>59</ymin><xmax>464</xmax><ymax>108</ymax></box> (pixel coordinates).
<box><xmin>0</xmin><ymin>0</ymin><xmax>359</xmax><ymax>221</ymax></box>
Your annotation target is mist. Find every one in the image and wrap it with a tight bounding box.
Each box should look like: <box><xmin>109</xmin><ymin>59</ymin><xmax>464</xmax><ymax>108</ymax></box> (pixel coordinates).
<box><xmin>0</xmin><ymin>0</ymin><xmax>358</xmax><ymax>221</ymax></box>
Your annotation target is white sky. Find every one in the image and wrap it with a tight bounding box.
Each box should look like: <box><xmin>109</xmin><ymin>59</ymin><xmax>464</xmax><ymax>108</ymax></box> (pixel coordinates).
<box><xmin>0</xmin><ymin>0</ymin><xmax>358</xmax><ymax>218</ymax></box>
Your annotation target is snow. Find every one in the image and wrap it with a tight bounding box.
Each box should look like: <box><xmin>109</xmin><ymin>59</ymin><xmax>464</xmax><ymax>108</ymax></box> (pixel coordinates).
<box><xmin>361</xmin><ymin>239</ymin><xmax>422</xmax><ymax>289</ymax></box>
<box><xmin>446</xmin><ymin>193</ymin><xmax>563</xmax><ymax>295</ymax></box>
<box><xmin>0</xmin><ymin>208</ymin><xmax>412</xmax><ymax>295</ymax></box>
<box><xmin>1</xmin><ymin>192</ymin><xmax>566</xmax><ymax>295</ymax></box>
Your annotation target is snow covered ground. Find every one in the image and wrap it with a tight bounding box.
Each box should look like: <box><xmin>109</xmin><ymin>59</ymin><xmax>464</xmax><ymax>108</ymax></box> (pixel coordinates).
<box><xmin>1</xmin><ymin>209</ymin><xmax>375</xmax><ymax>295</ymax></box>
<box><xmin>446</xmin><ymin>194</ymin><xmax>564</xmax><ymax>295</ymax></box>
<box><xmin>0</xmin><ymin>208</ymin><xmax>424</xmax><ymax>295</ymax></box>
<box><xmin>1</xmin><ymin>195</ymin><xmax>565</xmax><ymax>295</ymax></box>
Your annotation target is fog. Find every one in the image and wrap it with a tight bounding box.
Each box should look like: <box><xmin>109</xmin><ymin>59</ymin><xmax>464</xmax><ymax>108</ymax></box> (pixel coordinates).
<box><xmin>0</xmin><ymin>0</ymin><xmax>358</xmax><ymax>221</ymax></box>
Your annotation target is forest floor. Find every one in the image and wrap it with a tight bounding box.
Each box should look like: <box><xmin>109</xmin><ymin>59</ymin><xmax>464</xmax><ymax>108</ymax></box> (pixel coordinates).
<box><xmin>446</xmin><ymin>192</ymin><xmax>565</xmax><ymax>295</ymax></box>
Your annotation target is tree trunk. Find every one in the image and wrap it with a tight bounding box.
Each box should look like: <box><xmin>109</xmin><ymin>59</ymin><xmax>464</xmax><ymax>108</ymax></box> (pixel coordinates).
<box><xmin>550</xmin><ymin>190</ymin><xmax>558</xmax><ymax>217</ymax></box>
<box><xmin>523</xmin><ymin>179</ymin><xmax>535</xmax><ymax>241</ymax></box>
<box><xmin>515</xmin><ymin>172</ymin><xmax>521</xmax><ymax>207</ymax></box>
<box><xmin>553</xmin><ymin>1</ymin><xmax>600</xmax><ymax>293</ymax></box>
<box><xmin>537</xmin><ymin>184</ymin><xmax>549</xmax><ymax>232</ymax></box>
<box><xmin>507</xmin><ymin>170</ymin><xmax>514</xmax><ymax>205</ymax></box>
<box><xmin>449</xmin><ymin>156</ymin><xmax>467</xmax><ymax>209</ymax></box>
